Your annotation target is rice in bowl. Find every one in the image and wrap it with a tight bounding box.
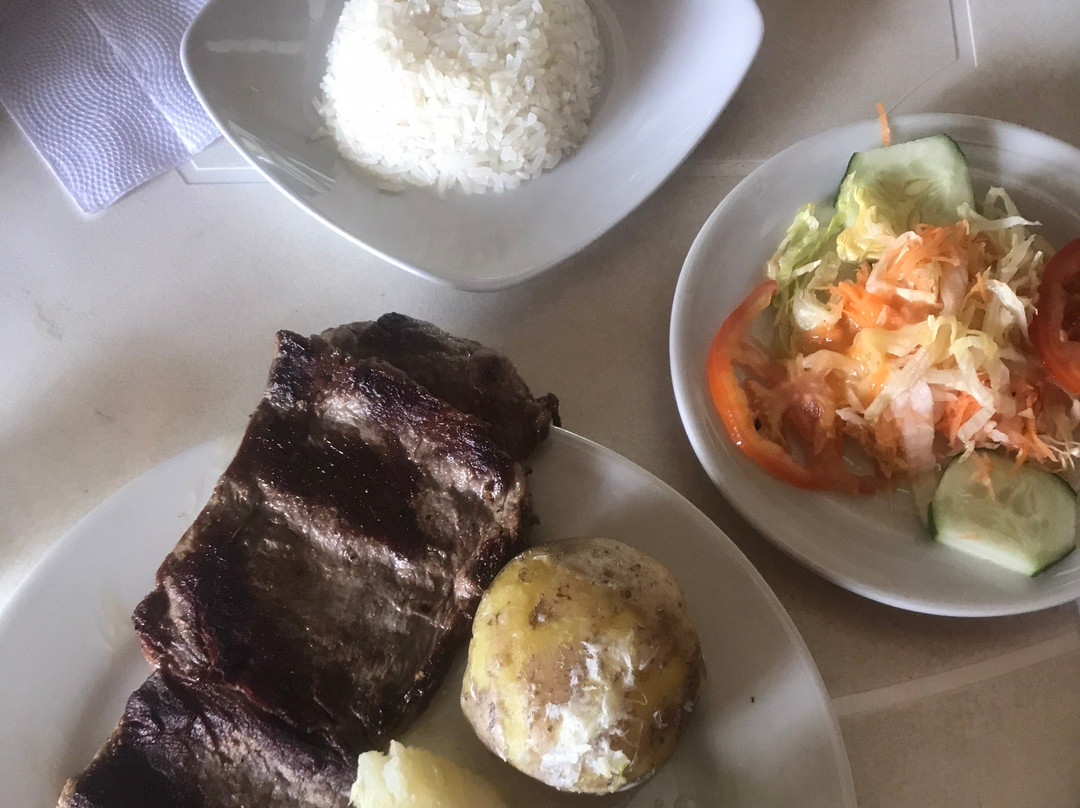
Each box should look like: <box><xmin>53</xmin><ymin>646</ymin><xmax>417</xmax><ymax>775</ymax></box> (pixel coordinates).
<box><xmin>319</xmin><ymin>0</ymin><xmax>604</xmax><ymax>195</ymax></box>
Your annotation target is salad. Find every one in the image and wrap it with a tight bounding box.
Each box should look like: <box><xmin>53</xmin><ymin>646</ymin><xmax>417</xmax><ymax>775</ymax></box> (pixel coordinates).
<box><xmin>708</xmin><ymin>128</ymin><xmax>1080</xmax><ymax>575</ymax></box>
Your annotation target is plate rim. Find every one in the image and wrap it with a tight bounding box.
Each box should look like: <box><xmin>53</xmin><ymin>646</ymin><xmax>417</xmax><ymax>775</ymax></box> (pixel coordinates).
<box><xmin>0</xmin><ymin>426</ymin><xmax>855</xmax><ymax>806</ymax></box>
<box><xmin>180</xmin><ymin>0</ymin><xmax>764</xmax><ymax>292</ymax></box>
<box><xmin>669</xmin><ymin>112</ymin><xmax>1080</xmax><ymax>617</ymax></box>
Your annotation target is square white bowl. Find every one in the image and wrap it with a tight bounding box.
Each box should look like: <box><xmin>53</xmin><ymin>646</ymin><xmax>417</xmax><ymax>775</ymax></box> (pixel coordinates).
<box><xmin>182</xmin><ymin>0</ymin><xmax>763</xmax><ymax>290</ymax></box>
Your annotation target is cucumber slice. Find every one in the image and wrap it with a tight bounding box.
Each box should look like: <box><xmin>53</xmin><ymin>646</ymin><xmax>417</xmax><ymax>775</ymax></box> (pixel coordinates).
<box><xmin>930</xmin><ymin>452</ymin><xmax>1077</xmax><ymax>576</ymax></box>
<box><xmin>836</xmin><ymin>134</ymin><xmax>974</xmax><ymax>227</ymax></box>
<box><xmin>834</xmin><ymin>134</ymin><xmax>975</xmax><ymax>262</ymax></box>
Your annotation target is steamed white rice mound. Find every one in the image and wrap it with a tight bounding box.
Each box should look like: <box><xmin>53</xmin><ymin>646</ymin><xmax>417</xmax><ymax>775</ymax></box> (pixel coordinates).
<box><xmin>319</xmin><ymin>0</ymin><xmax>603</xmax><ymax>194</ymax></box>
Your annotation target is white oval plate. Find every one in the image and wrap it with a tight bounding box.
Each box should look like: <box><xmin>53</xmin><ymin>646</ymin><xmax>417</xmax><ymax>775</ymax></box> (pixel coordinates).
<box><xmin>0</xmin><ymin>429</ymin><xmax>852</xmax><ymax>808</ymax></box>
<box><xmin>181</xmin><ymin>0</ymin><xmax>762</xmax><ymax>291</ymax></box>
<box><xmin>671</xmin><ymin>113</ymin><xmax>1080</xmax><ymax>618</ymax></box>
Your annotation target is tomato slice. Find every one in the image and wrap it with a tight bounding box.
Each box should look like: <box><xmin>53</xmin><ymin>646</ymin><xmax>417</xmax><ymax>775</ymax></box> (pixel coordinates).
<box><xmin>706</xmin><ymin>280</ymin><xmax>875</xmax><ymax>494</ymax></box>
<box><xmin>1031</xmin><ymin>238</ymin><xmax>1080</xmax><ymax>397</ymax></box>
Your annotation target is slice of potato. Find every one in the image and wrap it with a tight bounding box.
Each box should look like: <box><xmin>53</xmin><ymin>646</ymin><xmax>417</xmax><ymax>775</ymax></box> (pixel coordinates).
<box><xmin>461</xmin><ymin>538</ymin><xmax>705</xmax><ymax>794</ymax></box>
<box><xmin>351</xmin><ymin>741</ymin><xmax>509</xmax><ymax>808</ymax></box>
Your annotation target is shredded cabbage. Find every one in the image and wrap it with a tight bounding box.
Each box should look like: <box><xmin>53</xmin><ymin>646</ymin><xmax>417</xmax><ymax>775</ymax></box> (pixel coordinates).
<box><xmin>757</xmin><ymin>186</ymin><xmax>1080</xmax><ymax>476</ymax></box>
<box><xmin>791</xmin><ymin>253</ymin><xmax>845</xmax><ymax>333</ymax></box>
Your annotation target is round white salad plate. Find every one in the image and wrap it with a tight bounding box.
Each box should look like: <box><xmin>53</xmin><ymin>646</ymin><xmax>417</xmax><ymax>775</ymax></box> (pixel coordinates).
<box><xmin>181</xmin><ymin>0</ymin><xmax>762</xmax><ymax>291</ymax></box>
<box><xmin>671</xmin><ymin>113</ymin><xmax>1080</xmax><ymax>618</ymax></box>
<box><xmin>0</xmin><ymin>428</ymin><xmax>854</xmax><ymax>808</ymax></box>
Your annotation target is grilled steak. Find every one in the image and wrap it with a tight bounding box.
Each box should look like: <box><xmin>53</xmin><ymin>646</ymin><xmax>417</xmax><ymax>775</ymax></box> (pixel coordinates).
<box><xmin>57</xmin><ymin>672</ymin><xmax>354</xmax><ymax>808</ymax></box>
<box><xmin>322</xmin><ymin>313</ymin><xmax>559</xmax><ymax>461</ymax></box>
<box><xmin>59</xmin><ymin>320</ymin><xmax>555</xmax><ymax>808</ymax></box>
<box><xmin>134</xmin><ymin>329</ymin><xmax>530</xmax><ymax>750</ymax></box>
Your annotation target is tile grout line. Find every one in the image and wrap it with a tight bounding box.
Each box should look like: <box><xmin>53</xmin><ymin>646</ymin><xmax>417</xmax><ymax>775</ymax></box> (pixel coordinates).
<box><xmin>831</xmin><ymin>631</ymin><xmax>1080</xmax><ymax>719</ymax></box>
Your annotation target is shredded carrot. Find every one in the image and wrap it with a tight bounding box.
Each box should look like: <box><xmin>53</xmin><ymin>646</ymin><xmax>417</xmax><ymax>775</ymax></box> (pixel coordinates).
<box><xmin>972</xmin><ymin>451</ymin><xmax>995</xmax><ymax>482</ymax></box>
<box><xmin>882</xmin><ymin>224</ymin><xmax>969</xmax><ymax>288</ymax></box>
<box><xmin>839</xmin><ymin>223</ymin><xmax>984</xmax><ymax>328</ymax></box>
<box><xmin>992</xmin><ymin>414</ymin><xmax>1056</xmax><ymax>465</ymax></box>
<box><xmin>831</xmin><ymin>263</ymin><xmax>922</xmax><ymax>330</ymax></box>
<box><xmin>833</xmin><ymin>281</ymin><xmax>892</xmax><ymax>329</ymax></box>
<box><xmin>869</xmin><ymin>412</ymin><xmax>905</xmax><ymax>473</ymax></box>
<box><xmin>939</xmin><ymin>392</ymin><xmax>982</xmax><ymax>444</ymax></box>
<box><xmin>1021</xmin><ymin>421</ymin><xmax>1056</xmax><ymax>463</ymax></box>
<box><xmin>971</xmin><ymin>452</ymin><xmax>998</xmax><ymax>500</ymax></box>
<box><xmin>876</xmin><ymin>102</ymin><xmax>891</xmax><ymax>147</ymax></box>
<box><xmin>967</xmin><ymin>270</ymin><xmax>989</xmax><ymax>303</ymax></box>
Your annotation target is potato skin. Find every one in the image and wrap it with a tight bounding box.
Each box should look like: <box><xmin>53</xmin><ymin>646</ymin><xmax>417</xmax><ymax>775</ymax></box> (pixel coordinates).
<box><xmin>460</xmin><ymin>538</ymin><xmax>705</xmax><ymax>794</ymax></box>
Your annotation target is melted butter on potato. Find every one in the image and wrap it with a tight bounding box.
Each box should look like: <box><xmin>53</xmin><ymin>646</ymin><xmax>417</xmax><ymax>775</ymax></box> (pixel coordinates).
<box><xmin>461</xmin><ymin>538</ymin><xmax>705</xmax><ymax>794</ymax></box>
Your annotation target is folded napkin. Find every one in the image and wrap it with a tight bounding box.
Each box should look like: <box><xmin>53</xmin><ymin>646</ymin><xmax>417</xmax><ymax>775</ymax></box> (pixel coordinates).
<box><xmin>0</xmin><ymin>0</ymin><xmax>219</xmax><ymax>213</ymax></box>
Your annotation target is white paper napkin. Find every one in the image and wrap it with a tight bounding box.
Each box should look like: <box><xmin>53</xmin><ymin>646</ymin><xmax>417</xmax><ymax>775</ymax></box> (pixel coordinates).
<box><xmin>0</xmin><ymin>0</ymin><xmax>219</xmax><ymax>213</ymax></box>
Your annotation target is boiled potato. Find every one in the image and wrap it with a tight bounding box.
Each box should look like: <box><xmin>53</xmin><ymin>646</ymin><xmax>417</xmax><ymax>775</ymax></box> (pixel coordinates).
<box><xmin>351</xmin><ymin>741</ymin><xmax>508</xmax><ymax>808</ymax></box>
<box><xmin>460</xmin><ymin>537</ymin><xmax>705</xmax><ymax>794</ymax></box>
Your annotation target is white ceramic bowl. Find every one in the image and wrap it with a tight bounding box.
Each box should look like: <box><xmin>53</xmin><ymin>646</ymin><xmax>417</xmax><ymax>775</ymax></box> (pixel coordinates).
<box><xmin>671</xmin><ymin>113</ymin><xmax>1080</xmax><ymax>617</ymax></box>
<box><xmin>182</xmin><ymin>0</ymin><xmax>763</xmax><ymax>290</ymax></box>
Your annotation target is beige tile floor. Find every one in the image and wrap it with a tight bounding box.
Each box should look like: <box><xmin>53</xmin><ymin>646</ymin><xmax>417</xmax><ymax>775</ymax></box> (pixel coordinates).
<box><xmin>3</xmin><ymin>0</ymin><xmax>1080</xmax><ymax>804</ymax></box>
<box><xmin>843</xmin><ymin>648</ymin><xmax>1080</xmax><ymax>807</ymax></box>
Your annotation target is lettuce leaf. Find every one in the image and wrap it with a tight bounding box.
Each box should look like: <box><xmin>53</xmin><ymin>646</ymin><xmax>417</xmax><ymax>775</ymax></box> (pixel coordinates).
<box><xmin>767</xmin><ymin>204</ymin><xmax>845</xmax><ymax>350</ymax></box>
<box><xmin>768</xmin><ymin>203</ymin><xmax>844</xmax><ymax>286</ymax></box>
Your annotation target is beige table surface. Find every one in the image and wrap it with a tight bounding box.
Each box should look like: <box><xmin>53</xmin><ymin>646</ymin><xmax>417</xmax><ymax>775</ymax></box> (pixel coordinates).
<box><xmin>3</xmin><ymin>0</ymin><xmax>1080</xmax><ymax>805</ymax></box>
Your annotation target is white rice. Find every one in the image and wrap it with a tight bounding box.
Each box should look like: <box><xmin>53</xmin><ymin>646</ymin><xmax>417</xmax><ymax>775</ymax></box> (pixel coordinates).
<box><xmin>319</xmin><ymin>0</ymin><xmax>603</xmax><ymax>194</ymax></box>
